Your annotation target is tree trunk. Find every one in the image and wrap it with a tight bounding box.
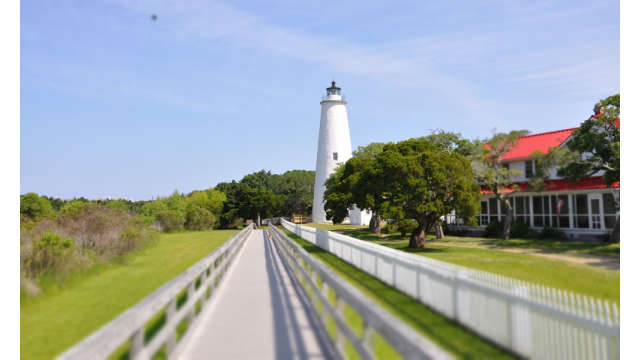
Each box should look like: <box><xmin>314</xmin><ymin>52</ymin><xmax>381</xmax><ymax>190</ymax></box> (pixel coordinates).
<box><xmin>501</xmin><ymin>200</ymin><xmax>512</xmax><ymax>241</ymax></box>
<box><xmin>435</xmin><ymin>224</ymin><xmax>444</xmax><ymax>239</ymax></box>
<box><xmin>369</xmin><ymin>212</ymin><xmax>382</xmax><ymax>234</ymax></box>
<box><xmin>409</xmin><ymin>218</ymin><xmax>431</xmax><ymax>248</ymax></box>
<box><xmin>257</xmin><ymin>213</ymin><xmax>261</xmax><ymax>227</ymax></box>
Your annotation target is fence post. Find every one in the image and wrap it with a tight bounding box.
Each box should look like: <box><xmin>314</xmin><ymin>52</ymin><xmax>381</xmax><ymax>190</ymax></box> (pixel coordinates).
<box><xmin>166</xmin><ymin>296</ymin><xmax>177</xmax><ymax>354</ymax></box>
<box><xmin>335</xmin><ymin>295</ymin><xmax>346</xmax><ymax>357</ymax></box>
<box><xmin>129</xmin><ymin>327</ymin><xmax>144</xmax><ymax>358</ymax></box>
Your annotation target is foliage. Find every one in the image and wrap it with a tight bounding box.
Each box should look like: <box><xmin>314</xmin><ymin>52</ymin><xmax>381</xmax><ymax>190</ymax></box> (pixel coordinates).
<box><xmin>20</xmin><ymin>193</ymin><xmax>55</xmax><ymax>219</ymax></box>
<box><xmin>558</xmin><ymin>94</ymin><xmax>620</xmax><ymax>186</ymax></box>
<box><xmin>352</xmin><ymin>142</ymin><xmax>385</xmax><ymax>159</ymax></box>
<box><xmin>482</xmin><ymin>220</ymin><xmax>531</xmax><ymax>238</ymax></box>
<box><xmin>469</xmin><ymin>130</ymin><xmax>530</xmax><ymax>240</ymax></box>
<box><xmin>381</xmin><ymin>223</ymin><xmax>398</xmax><ymax>234</ymax></box>
<box><xmin>23</xmin><ymin>231</ymin><xmax>77</xmax><ymax>278</ymax></box>
<box><xmin>537</xmin><ymin>227</ymin><xmax>567</xmax><ymax>240</ymax></box>
<box><xmin>373</xmin><ymin>138</ymin><xmax>480</xmax><ymax>247</ymax></box>
<box><xmin>397</xmin><ymin>219</ymin><xmax>418</xmax><ymax>237</ymax></box>
<box><xmin>185</xmin><ymin>205</ymin><xmax>216</xmax><ymax>230</ymax></box>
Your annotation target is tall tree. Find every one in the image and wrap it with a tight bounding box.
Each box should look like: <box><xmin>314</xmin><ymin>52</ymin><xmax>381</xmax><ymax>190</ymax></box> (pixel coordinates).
<box><xmin>469</xmin><ymin>131</ymin><xmax>530</xmax><ymax>240</ymax></box>
<box><xmin>323</xmin><ymin>142</ymin><xmax>386</xmax><ymax>233</ymax></box>
<box><xmin>375</xmin><ymin>138</ymin><xmax>479</xmax><ymax>248</ymax></box>
<box><xmin>558</xmin><ymin>94</ymin><xmax>620</xmax><ymax>241</ymax></box>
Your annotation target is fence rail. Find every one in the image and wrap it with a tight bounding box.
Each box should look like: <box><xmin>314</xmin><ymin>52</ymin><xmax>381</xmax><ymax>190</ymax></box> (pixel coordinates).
<box><xmin>281</xmin><ymin>219</ymin><xmax>620</xmax><ymax>360</ymax></box>
<box><xmin>268</xmin><ymin>223</ymin><xmax>451</xmax><ymax>360</ymax></box>
<box><xmin>57</xmin><ymin>224</ymin><xmax>255</xmax><ymax>360</ymax></box>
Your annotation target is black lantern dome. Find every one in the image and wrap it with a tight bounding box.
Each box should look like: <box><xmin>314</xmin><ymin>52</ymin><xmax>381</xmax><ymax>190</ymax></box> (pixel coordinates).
<box><xmin>326</xmin><ymin>81</ymin><xmax>341</xmax><ymax>96</ymax></box>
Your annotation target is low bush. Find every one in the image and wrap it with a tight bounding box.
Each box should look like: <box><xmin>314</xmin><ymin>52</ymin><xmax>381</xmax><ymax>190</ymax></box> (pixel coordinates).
<box><xmin>537</xmin><ymin>227</ymin><xmax>567</xmax><ymax>240</ymax></box>
<box><xmin>20</xmin><ymin>204</ymin><xmax>157</xmax><ymax>297</ymax></box>
<box><xmin>382</xmin><ymin>223</ymin><xmax>398</xmax><ymax>234</ymax></box>
<box><xmin>482</xmin><ymin>221</ymin><xmax>502</xmax><ymax>238</ymax></box>
<box><xmin>397</xmin><ymin>219</ymin><xmax>418</xmax><ymax>237</ymax></box>
<box><xmin>482</xmin><ymin>220</ymin><xmax>532</xmax><ymax>238</ymax></box>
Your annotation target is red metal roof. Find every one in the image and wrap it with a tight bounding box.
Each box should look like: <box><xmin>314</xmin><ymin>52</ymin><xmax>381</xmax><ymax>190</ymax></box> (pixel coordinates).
<box><xmin>500</xmin><ymin>128</ymin><xmax>576</xmax><ymax>161</ymax></box>
<box><xmin>480</xmin><ymin>177</ymin><xmax>620</xmax><ymax>195</ymax></box>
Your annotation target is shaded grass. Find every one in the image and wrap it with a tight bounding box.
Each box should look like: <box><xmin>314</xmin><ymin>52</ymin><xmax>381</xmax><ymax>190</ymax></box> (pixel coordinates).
<box><xmin>281</xmin><ymin>228</ymin><xmax>515</xmax><ymax>359</ymax></box>
<box><xmin>21</xmin><ymin>230</ymin><xmax>239</xmax><ymax>360</ymax></box>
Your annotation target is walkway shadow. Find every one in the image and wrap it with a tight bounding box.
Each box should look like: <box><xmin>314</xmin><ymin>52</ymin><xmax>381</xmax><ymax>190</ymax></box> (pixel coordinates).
<box><xmin>262</xmin><ymin>231</ymin><xmax>334</xmax><ymax>359</ymax></box>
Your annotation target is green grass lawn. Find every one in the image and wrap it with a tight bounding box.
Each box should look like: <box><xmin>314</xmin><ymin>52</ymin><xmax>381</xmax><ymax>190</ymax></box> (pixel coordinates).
<box><xmin>20</xmin><ymin>229</ymin><xmax>238</xmax><ymax>360</ymax></box>
<box><xmin>280</xmin><ymin>228</ymin><xmax>515</xmax><ymax>359</ymax></box>
<box><xmin>372</xmin><ymin>239</ymin><xmax>619</xmax><ymax>304</ymax></box>
<box><xmin>305</xmin><ymin>222</ymin><xmax>367</xmax><ymax>231</ymax></box>
<box><xmin>303</xmin><ymin>224</ymin><xmax>619</xmax><ymax>303</ymax></box>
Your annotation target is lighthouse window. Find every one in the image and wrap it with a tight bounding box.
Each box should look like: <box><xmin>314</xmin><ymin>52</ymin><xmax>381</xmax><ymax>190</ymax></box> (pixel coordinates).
<box><xmin>333</xmin><ymin>152</ymin><xmax>338</xmax><ymax>161</ymax></box>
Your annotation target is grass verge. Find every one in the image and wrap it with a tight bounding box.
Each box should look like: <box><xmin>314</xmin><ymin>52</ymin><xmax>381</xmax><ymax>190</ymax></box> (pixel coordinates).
<box><xmin>20</xmin><ymin>229</ymin><xmax>238</xmax><ymax>360</ymax></box>
<box><xmin>281</xmin><ymin>228</ymin><xmax>515</xmax><ymax>359</ymax></box>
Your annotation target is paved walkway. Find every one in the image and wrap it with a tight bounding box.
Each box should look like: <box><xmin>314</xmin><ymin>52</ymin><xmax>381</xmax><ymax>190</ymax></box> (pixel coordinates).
<box><xmin>176</xmin><ymin>230</ymin><xmax>333</xmax><ymax>359</ymax></box>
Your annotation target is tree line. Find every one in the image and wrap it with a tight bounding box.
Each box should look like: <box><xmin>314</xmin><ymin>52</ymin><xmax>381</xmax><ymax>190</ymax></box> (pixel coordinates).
<box><xmin>21</xmin><ymin>169</ymin><xmax>315</xmax><ymax>232</ymax></box>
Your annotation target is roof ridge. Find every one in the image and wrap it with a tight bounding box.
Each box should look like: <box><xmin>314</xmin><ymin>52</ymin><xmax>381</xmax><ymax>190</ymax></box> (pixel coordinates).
<box><xmin>518</xmin><ymin>127</ymin><xmax>577</xmax><ymax>139</ymax></box>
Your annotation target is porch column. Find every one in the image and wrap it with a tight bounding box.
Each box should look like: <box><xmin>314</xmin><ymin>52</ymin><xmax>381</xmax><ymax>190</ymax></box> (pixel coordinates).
<box><xmin>568</xmin><ymin>193</ymin><xmax>574</xmax><ymax>229</ymax></box>
<box><xmin>528</xmin><ymin>195</ymin><xmax>534</xmax><ymax>226</ymax></box>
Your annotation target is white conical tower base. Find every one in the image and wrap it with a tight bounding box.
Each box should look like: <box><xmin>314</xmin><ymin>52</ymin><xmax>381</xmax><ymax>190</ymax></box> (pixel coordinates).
<box><xmin>312</xmin><ymin>92</ymin><xmax>352</xmax><ymax>223</ymax></box>
<box><xmin>312</xmin><ymin>83</ymin><xmax>369</xmax><ymax>225</ymax></box>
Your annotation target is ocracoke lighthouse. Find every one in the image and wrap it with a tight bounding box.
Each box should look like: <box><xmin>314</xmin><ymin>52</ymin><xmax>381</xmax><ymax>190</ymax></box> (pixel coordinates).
<box><xmin>312</xmin><ymin>82</ymin><xmax>372</xmax><ymax>225</ymax></box>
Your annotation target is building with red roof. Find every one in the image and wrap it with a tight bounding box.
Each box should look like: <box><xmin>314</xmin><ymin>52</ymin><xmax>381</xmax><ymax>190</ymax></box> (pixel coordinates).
<box><xmin>449</xmin><ymin>116</ymin><xmax>619</xmax><ymax>239</ymax></box>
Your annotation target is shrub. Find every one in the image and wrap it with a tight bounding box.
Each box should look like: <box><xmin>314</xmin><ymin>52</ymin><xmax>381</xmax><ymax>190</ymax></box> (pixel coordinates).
<box><xmin>482</xmin><ymin>221</ymin><xmax>502</xmax><ymax>237</ymax></box>
<box><xmin>397</xmin><ymin>219</ymin><xmax>418</xmax><ymax>237</ymax></box>
<box><xmin>509</xmin><ymin>221</ymin><xmax>531</xmax><ymax>238</ymax></box>
<box><xmin>185</xmin><ymin>206</ymin><xmax>215</xmax><ymax>231</ymax></box>
<box><xmin>537</xmin><ymin>227</ymin><xmax>567</xmax><ymax>240</ymax></box>
<box><xmin>20</xmin><ymin>193</ymin><xmax>55</xmax><ymax>219</ymax></box>
<box><xmin>482</xmin><ymin>220</ymin><xmax>532</xmax><ymax>238</ymax></box>
<box><xmin>23</xmin><ymin>231</ymin><xmax>78</xmax><ymax>278</ymax></box>
<box><xmin>382</xmin><ymin>223</ymin><xmax>398</xmax><ymax>234</ymax></box>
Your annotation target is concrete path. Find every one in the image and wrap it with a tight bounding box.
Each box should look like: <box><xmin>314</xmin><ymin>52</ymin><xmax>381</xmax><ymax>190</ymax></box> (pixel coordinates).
<box><xmin>177</xmin><ymin>230</ymin><xmax>334</xmax><ymax>359</ymax></box>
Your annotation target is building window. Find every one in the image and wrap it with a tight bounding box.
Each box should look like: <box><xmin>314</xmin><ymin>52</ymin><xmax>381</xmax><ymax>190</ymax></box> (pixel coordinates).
<box><xmin>573</xmin><ymin>194</ymin><xmax>589</xmax><ymax>228</ymax></box>
<box><xmin>551</xmin><ymin>195</ymin><xmax>570</xmax><ymax>228</ymax></box>
<box><xmin>502</xmin><ymin>163</ymin><xmax>510</xmax><ymax>170</ymax></box>
<box><xmin>603</xmin><ymin>193</ymin><xmax>617</xmax><ymax>229</ymax></box>
<box><xmin>333</xmin><ymin>152</ymin><xmax>338</xmax><ymax>161</ymax></box>
<box><xmin>514</xmin><ymin>196</ymin><xmax>530</xmax><ymax>225</ymax></box>
<box><xmin>479</xmin><ymin>200</ymin><xmax>489</xmax><ymax>225</ymax></box>
<box><xmin>489</xmin><ymin>198</ymin><xmax>498</xmax><ymax>224</ymax></box>
<box><xmin>525</xmin><ymin>160</ymin><xmax>534</xmax><ymax>178</ymax></box>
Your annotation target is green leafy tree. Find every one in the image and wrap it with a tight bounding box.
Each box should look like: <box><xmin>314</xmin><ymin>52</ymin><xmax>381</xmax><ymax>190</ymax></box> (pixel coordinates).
<box><xmin>558</xmin><ymin>94</ymin><xmax>620</xmax><ymax>241</ymax></box>
<box><xmin>185</xmin><ymin>205</ymin><xmax>216</xmax><ymax>230</ymax></box>
<box><xmin>271</xmin><ymin>170</ymin><xmax>315</xmax><ymax>216</ymax></box>
<box><xmin>20</xmin><ymin>193</ymin><xmax>55</xmax><ymax>219</ymax></box>
<box><xmin>469</xmin><ymin>130</ymin><xmax>529</xmax><ymax>240</ymax></box>
<box><xmin>366</xmin><ymin>138</ymin><xmax>480</xmax><ymax>248</ymax></box>
<box><xmin>324</xmin><ymin>142</ymin><xmax>386</xmax><ymax>233</ymax></box>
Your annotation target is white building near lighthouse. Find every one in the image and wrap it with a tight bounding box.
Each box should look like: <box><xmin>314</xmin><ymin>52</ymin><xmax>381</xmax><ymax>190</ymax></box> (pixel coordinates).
<box><xmin>312</xmin><ymin>81</ymin><xmax>371</xmax><ymax>225</ymax></box>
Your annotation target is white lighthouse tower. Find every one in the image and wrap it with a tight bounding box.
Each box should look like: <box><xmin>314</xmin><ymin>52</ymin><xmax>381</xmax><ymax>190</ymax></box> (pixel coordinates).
<box><xmin>312</xmin><ymin>81</ymin><xmax>371</xmax><ymax>225</ymax></box>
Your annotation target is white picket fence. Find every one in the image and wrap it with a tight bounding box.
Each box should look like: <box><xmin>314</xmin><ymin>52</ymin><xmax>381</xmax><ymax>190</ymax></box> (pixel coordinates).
<box><xmin>281</xmin><ymin>219</ymin><xmax>620</xmax><ymax>360</ymax></box>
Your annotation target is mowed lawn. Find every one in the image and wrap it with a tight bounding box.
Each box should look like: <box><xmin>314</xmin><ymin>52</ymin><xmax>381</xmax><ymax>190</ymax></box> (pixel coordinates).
<box><xmin>373</xmin><ymin>239</ymin><xmax>619</xmax><ymax>303</ymax></box>
<box><xmin>304</xmin><ymin>224</ymin><xmax>619</xmax><ymax>304</ymax></box>
<box><xmin>21</xmin><ymin>229</ymin><xmax>239</xmax><ymax>360</ymax></box>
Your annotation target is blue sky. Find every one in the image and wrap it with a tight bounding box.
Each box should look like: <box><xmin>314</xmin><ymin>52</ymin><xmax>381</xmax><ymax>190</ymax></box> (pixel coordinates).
<box><xmin>20</xmin><ymin>0</ymin><xmax>620</xmax><ymax>200</ymax></box>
